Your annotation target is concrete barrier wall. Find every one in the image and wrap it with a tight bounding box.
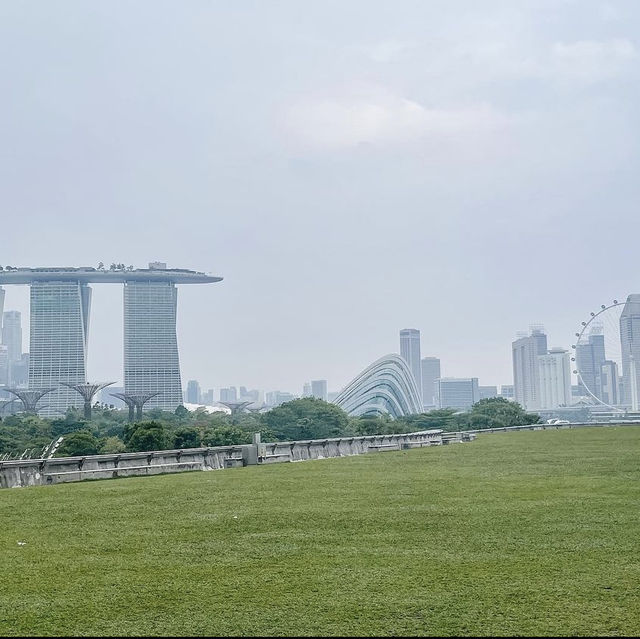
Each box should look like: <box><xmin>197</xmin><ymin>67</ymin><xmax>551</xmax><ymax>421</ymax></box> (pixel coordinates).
<box><xmin>0</xmin><ymin>429</ymin><xmax>445</xmax><ymax>489</ymax></box>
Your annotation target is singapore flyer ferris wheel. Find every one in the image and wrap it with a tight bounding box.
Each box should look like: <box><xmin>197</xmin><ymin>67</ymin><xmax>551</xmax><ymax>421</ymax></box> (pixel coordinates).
<box><xmin>572</xmin><ymin>297</ymin><xmax>637</xmax><ymax>411</ymax></box>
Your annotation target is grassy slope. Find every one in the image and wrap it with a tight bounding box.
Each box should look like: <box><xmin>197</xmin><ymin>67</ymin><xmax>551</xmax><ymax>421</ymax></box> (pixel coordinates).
<box><xmin>1</xmin><ymin>427</ymin><xmax>639</xmax><ymax>637</ymax></box>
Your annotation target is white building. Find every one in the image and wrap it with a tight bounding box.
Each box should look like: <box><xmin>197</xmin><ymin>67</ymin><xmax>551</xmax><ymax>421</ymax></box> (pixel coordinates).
<box><xmin>512</xmin><ymin>327</ymin><xmax>548</xmax><ymax>410</ymax></box>
<box><xmin>538</xmin><ymin>348</ymin><xmax>571</xmax><ymax>409</ymax></box>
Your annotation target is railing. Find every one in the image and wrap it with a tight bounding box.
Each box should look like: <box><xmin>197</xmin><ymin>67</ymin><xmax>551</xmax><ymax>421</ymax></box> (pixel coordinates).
<box><xmin>0</xmin><ymin>429</ymin><xmax>447</xmax><ymax>489</ymax></box>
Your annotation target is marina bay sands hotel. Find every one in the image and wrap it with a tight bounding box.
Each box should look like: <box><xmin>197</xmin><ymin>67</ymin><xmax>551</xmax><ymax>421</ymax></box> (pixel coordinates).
<box><xmin>0</xmin><ymin>263</ymin><xmax>222</xmax><ymax>416</ymax></box>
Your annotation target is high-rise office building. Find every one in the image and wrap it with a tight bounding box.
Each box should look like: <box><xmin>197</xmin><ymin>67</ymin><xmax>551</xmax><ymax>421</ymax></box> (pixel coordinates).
<box><xmin>512</xmin><ymin>327</ymin><xmax>548</xmax><ymax>410</ymax></box>
<box><xmin>124</xmin><ymin>281</ymin><xmax>183</xmax><ymax>410</ymax></box>
<box><xmin>302</xmin><ymin>382</ymin><xmax>312</xmax><ymax>397</ymax></box>
<box><xmin>575</xmin><ymin>332</ymin><xmax>606</xmax><ymax>400</ymax></box>
<box><xmin>29</xmin><ymin>281</ymin><xmax>91</xmax><ymax>416</ymax></box>
<box><xmin>10</xmin><ymin>353</ymin><xmax>29</xmax><ymax>388</ymax></box>
<box><xmin>0</xmin><ymin>346</ymin><xmax>8</xmax><ymax>386</ymax></box>
<box><xmin>436</xmin><ymin>378</ymin><xmax>479</xmax><ymax>410</ymax></box>
<box><xmin>600</xmin><ymin>360</ymin><xmax>620</xmax><ymax>406</ymax></box>
<box><xmin>186</xmin><ymin>380</ymin><xmax>201</xmax><ymax>404</ymax></box>
<box><xmin>538</xmin><ymin>348</ymin><xmax>571</xmax><ymax>409</ymax></box>
<box><xmin>2</xmin><ymin>311</ymin><xmax>22</xmax><ymax>364</ymax></box>
<box><xmin>421</xmin><ymin>357</ymin><xmax>440</xmax><ymax>408</ymax></box>
<box><xmin>311</xmin><ymin>379</ymin><xmax>328</xmax><ymax>401</ymax></box>
<box><xmin>220</xmin><ymin>387</ymin><xmax>237</xmax><ymax>403</ymax></box>
<box><xmin>201</xmin><ymin>389</ymin><xmax>214</xmax><ymax>405</ymax></box>
<box><xmin>400</xmin><ymin>329</ymin><xmax>422</xmax><ymax>401</ymax></box>
<box><xmin>619</xmin><ymin>294</ymin><xmax>640</xmax><ymax>409</ymax></box>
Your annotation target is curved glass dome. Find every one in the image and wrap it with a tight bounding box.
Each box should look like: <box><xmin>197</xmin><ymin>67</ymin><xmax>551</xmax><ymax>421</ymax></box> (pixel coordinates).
<box><xmin>333</xmin><ymin>354</ymin><xmax>422</xmax><ymax>418</ymax></box>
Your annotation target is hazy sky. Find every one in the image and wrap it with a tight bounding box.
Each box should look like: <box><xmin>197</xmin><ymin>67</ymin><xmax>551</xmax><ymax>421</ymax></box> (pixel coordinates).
<box><xmin>1</xmin><ymin>1</ymin><xmax>639</xmax><ymax>395</ymax></box>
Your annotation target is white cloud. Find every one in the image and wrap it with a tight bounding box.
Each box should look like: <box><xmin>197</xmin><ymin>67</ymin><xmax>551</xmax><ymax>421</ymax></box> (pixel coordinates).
<box><xmin>550</xmin><ymin>38</ymin><xmax>636</xmax><ymax>82</ymax></box>
<box><xmin>282</xmin><ymin>89</ymin><xmax>508</xmax><ymax>151</ymax></box>
<box><xmin>360</xmin><ymin>40</ymin><xmax>417</xmax><ymax>63</ymax></box>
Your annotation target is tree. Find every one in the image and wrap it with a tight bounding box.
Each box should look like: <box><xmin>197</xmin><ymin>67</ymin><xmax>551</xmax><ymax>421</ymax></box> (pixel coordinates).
<box><xmin>126</xmin><ymin>421</ymin><xmax>170</xmax><ymax>452</ymax></box>
<box><xmin>174</xmin><ymin>405</ymin><xmax>190</xmax><ymax>421</ymax></box>
<box><xmin>56</xmin><ymin>430</ymin><xmax>99</xmax><ymax>457</ymax></box>
<box><xmin>100</xmin><ymin>436</ymin><xmax>126</xmax><ymax>453</ymax></box>
<box><xmin>173</xmin><ymin>427</ymin><xmax>201</xmax><ymax>449</ymax></box>
<box><xmin>456</xmin><ymin>398</ymin><xmax>540</xmax><ymax>430</ymax></box>
<box><xmin>201</xmin><ymin>425</ymin><xmax>250</xmax><ymax>447</ymax></box>
<box><xmin>261</xmin><ymin>398</ymin><xmax>349</xmax><ymax>441</ymax></box>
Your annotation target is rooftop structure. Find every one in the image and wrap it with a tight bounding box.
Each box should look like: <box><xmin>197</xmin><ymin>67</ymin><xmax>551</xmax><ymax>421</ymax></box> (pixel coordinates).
<box><xmin>0</xmin><ymin>266</ymin><xmax>221</xmax><ymax>285</ymax></box>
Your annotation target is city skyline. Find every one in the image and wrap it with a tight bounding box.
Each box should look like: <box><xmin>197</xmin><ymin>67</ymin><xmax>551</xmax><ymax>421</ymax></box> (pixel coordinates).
<box><xmin>2</xmin><ymin>2</ymin><xmax>640</xmax><ymax>399</ymax></box>
<box><xmin>1</xmin><ymin>286</ymin><xmax>631</xmax><ymax>403</ymax></box>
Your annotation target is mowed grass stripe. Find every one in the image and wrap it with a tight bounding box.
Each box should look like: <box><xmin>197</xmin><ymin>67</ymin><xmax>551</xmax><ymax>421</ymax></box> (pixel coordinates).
<box><xmin>1</xmin><ymin>427</ymin><xmax>639</xmax><ymax>636</ymax></box>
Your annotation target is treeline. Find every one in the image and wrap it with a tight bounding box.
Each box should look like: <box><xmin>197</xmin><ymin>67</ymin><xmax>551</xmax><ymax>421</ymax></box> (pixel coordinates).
<box><xmin>0</xmin><ymin>397</ymin><xmax>539</xmax><ymax>458</ymax></box>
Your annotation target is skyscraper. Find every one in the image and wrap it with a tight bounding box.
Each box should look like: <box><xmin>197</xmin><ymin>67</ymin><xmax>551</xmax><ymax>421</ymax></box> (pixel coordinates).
<box><xmin>311</xmin><ymin>379</ymin><xmax>328</xmax><ymax>401</ymax></box>
<box><xmin>575</xmin><ymin>332</ymin><xmax>606</xmax><ymax>399</ymax></box>
<box><xmin>124</xmin><ymin>280</ymin><xmax>182</xmax><ymax>410</ymax></box>
<box><xmin>0</xmin><ymin>346</ymin><xmax>8</xmax><ymax>386</ymax></box>
<box><xmin>29</xmin><ymin>281</ymin><xmax>91</xmax><ymax>415</ymax></box>
<box><xmin>512</xmin><ymin>326</ymin><xmax>548</xmax><ymax>410</ymax></box>
<box><xmin>186</xmin><ymin>380</ymin><xmax>201</xmax><ymax>404</ymax></box>
<box><xmin>421</xmin><ymin>357</ymin><xmax>440</xmax><ymax>408</ymax></box>
<box><xmin>538</xmin><ymin>347</ymin><xmax>571</xmax><ymax>409</ymax></box>
<box><xmin>619</xmin><ymin>294</ymin><xmax>640</xmax><ymax>409</ymax></box>
<box><xmin>400</xmin><ymin>329</ymin><xmax>422</xmax><ymax>402</ymax></box>
<box><xmin>600</xmin><ymin>360</ymin><xmax>620</xmax><ymax>406</ymax></box>
<box><xmin>220</xmin><ymin>387</ymin><xmax>237</xmax><ymax>403</ymax></box>
<box><xmin>2</xmin><ymin>311</ymin><xmax>22</xmax><ymax>363</ymax></box>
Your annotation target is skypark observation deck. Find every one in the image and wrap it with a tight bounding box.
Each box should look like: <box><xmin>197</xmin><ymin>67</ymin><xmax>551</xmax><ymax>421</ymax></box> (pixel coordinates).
<box><xmin>0</xmin><ymin>266</ymin><xmax>222</xmax><ymax>285</ymax></box>
<box><xmin>0</xmin><ymin>264</ymin><xmax>222</xmax><ymax>415</ymax></box>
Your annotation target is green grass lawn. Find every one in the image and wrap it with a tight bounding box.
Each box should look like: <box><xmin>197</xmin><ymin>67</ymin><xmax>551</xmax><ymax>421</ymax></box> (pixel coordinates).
<box><xmin>1</xmin><ymin>426</ymin><xmax>639</xmax><ymax>637</ymax></box>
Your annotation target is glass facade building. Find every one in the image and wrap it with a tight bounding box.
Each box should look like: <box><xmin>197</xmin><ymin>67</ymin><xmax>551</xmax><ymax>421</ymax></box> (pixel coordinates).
<box><xmin>124</xmin><ymin>281</ymin><xmax>183</xmax><ymax>410</ymax></box>
<box><xmin>334</xmin><ymin>354</ymin><xmax>422</xmax><ymax>418</ymax></box>
<box><xmin>29</xmin><ymin>281</ymin><xmax>91</xmax><ymax>416</ymax></box>
<box><xmin>400</xmin><ymin>329</ymin><xmax>422</xmax><ymax>402</ymax></box>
